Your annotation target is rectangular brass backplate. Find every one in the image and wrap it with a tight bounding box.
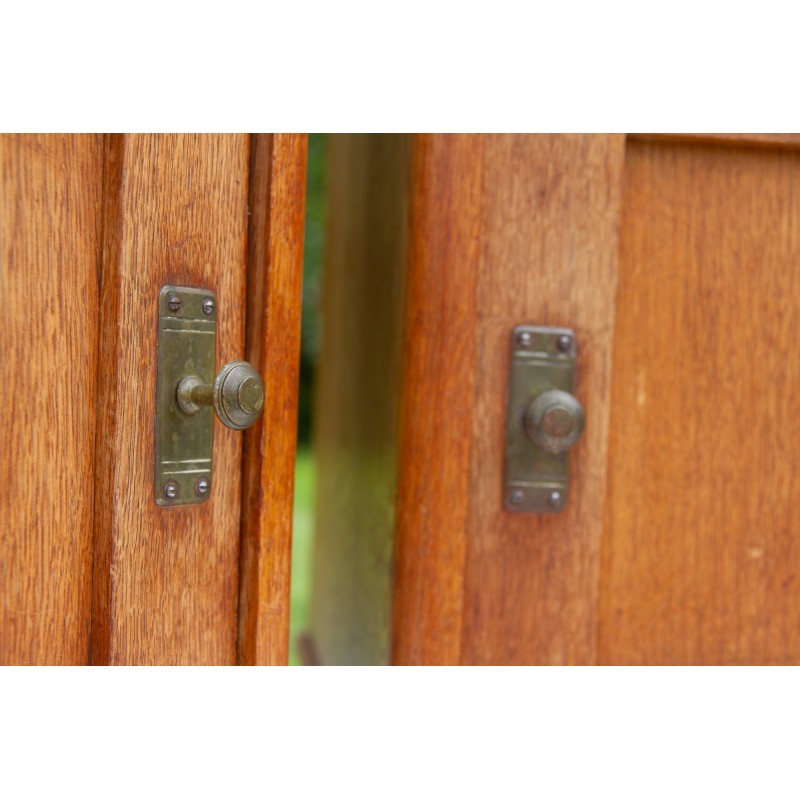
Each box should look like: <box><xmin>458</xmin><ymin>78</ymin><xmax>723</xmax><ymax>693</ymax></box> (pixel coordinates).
<box><xmin>504</xmin><ymin>325</ymin><xmax>578</xmax><ymax>513</ymax></box>
<box><xmin>154</xmin><ymin>285</ymin><xmax>216</xmax><ymax>506</ymax></box>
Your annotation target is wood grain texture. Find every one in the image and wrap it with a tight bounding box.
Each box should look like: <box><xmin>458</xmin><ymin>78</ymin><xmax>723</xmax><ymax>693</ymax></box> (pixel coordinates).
<box><xmin>391</xmin><ymin>135</ymin><xmax>484</xmax><ymax>665</ymax></box>
<box><xmin>598</xmin><ymin>139</ymin><xmax>800</xmax><ymax>664</ymax></box>
<box><xmin>309</xmin><ymin>135</ymin><xmax>412</xmax><ymax>664</ymax></box>
<box><xmin>0</xmin><ymin>134</ymin><xmax>103</xmax><ymax>664</ymax></box>
<box><xmin>92</xmin><ymin>135</ymin><xmax>250</xmax><ymax>665</ymax></box>
<box><xmin>238</xmin><ymin>133</ymin><xmax>307</xmax><ymax>666</ymax></box>
<box><xmin>391</xmin><ymin>135</ymin><xmax>625</xmax><ymax>664</ymax></box>
<box><xmin>458</xmin><ymin>135</ymin><xmax>626</xmax><ymax>665</ymax></box>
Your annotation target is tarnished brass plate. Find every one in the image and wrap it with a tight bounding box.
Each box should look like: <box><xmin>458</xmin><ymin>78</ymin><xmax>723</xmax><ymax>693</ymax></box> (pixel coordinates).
<box><xmin>154</xmin><ymin>285</ymin><xmax>216</xmax><ymax>506</ymax></box>
<box><xmin>504</xmin><ymin>325</ymin><xmax>578</xmax><ymax>513</ymax></box>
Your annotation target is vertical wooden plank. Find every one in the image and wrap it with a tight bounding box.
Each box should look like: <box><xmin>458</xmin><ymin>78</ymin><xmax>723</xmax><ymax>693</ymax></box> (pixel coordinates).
<box><xmin>0</xmin><ymin>134</ymin><xmax>103</xmax><ymax>664</ymax></box>
<box><xmin>459</xmin><ymin>135</ymin><xmax>625</xmax><ymax>665</ymax></box>
<box><xmin>92</xmin><ymin>135</ymin><xmax>249</xmax><ymax>665</ymax></box>
<box><xmin>238</xmin><ymin>133</ymin><xmax>307</xmax><ymax>666</ymax></box>
<box><xmin>391</xmin><ymin>134</ymin><xmax>626</xmax><ymax>665</ymax></box>
<box><xmin>391</xmin><ymin>135</ymin><xmax>484</xmax><ymax>665</ymax></box>
<box><xmin>310</xmin><ymin>135</ymin><xmax>412</xmax><ymax>665</ymax></box>
<box><xmin>598</xmin><ymin>140</ymin><xmax>800</xmax><ymax>664</ymax></box>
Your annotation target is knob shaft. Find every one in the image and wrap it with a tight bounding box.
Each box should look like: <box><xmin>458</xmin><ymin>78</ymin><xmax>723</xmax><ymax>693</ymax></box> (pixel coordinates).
<box><xmin>525</xmin><ymin>389</ymin><xmax>584</xmax><ymax>454</ymax></box>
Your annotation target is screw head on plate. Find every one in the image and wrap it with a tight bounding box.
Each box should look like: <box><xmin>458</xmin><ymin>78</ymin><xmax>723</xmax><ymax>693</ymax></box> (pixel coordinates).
<box><xmin>202</xmin><ymin>298</ymin><xmax>215</xmax><ymax>315</ymax></box>
<box><xmin>195</xmin><ymin>477</ymin><xmax>210</xmax><ymax>497</ymax></box>
<box><xmin>163</xmin><ymin>480</ymin><xmax>180</xmax><ymax>500</ymax></box>
<box><xmin>167</xmin><ymin>293</ymin><xmax>182</xmax><ymax>313</ymax></box>
<box><xmin>509</xmin><ymin>489</ymin><xmax>525</xmax><ymax>505</ymax></box>
<box><xmin>548</xmin><ymin>490</ymin><xmax>563</xmax><ymax>508</ymax></box>
<box><xmin>517</xmin><ymin>331</ymin><xmax>532</xmax><ymax>347</ymax></box>
<box><xmin>556</xmin><ymin>333</ymin><xmax>573</xmax><ymax>352</ymax></box>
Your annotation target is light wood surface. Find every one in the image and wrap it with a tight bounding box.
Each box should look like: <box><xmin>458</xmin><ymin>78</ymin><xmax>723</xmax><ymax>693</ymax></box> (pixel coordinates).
<box><xmin>391</xmin><ymin>135</ymin><xmax>627</xmax><ymax>664</ymax></box>
<box><xmin>391</xmin><ymin>134</ymin><xmax>484</xmax><ymax>665</ymax></box>
<box><xmin>238</xmin><ymin>133</ymin><xmax>307</xmax><ymax>665</ymax></box>
<box><xmin>310</xmin><ymin>134</ymin><xmax>412</xmax><ymax>665</ymax></box>
<box><xmin>598</xmin><ymin>139</ymin><xmax>800</xmax><ymax>664</ymax></box>
<box><xmin>0</xmin><ymin>134</ymin><xmax>104</xmax><ymax>664</ymax></box>
<box><xmin>92</xmin><ymin>135</ymin><xmax>250</xmax><ymax>665</ymax></box>
<box><xmin>459</xmin><ymin>135</ymin><xmax>626</xmax><ymax>665</ymax></box>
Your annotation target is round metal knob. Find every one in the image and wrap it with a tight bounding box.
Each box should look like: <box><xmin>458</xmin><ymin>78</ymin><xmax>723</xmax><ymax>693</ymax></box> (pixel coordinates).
<box><xmin>177</xmin><ymin>360</ymin><xmax>265</xmax><ymax>431</ymax></box>
<box><xmin>213</xmin><ymin>361</ymin><xmax>265</xmax><ymax>430</ymax></box>
<box><xmin>525</xmin><ymin>389</ymin><xmax>584</xmax><ymax>454</ymax></box>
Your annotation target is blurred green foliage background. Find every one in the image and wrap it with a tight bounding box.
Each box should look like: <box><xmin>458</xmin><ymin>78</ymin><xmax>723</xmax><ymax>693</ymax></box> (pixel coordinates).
<box><xmin>289</xmin><ymin>134</ymin><xmax>327</xmax><ymax>664</ymax></box>
<box><xmin>297</xmin><ymin>133</ymin><xmax>327</xmax><ymax>446</ymax></box>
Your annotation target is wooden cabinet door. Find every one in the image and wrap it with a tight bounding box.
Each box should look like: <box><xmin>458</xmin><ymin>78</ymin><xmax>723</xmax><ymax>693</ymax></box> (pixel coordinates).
<box><xmin>0</xmin><ymin>133</ymin><xmax>306</xmax><ymax>665</ymax></box>
<box><xmin>310</xmin><ymin>133</ymin><xmax>800</xmax><ymax>666</ymax></box>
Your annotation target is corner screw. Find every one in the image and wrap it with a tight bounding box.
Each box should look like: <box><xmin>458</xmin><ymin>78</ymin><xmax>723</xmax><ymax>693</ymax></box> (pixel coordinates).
<box><xmin>556</xmin><ymin>334</ymin><xmax>573</xmax><ymax>352</ymax></box>
<box><xmin>202</xmin><ymin>298</ymin><xmax>215</xmax><ymax>315</ymax></box>
<box><xmin>167</xmin><ymin>293</ymin><xmax>182</xmax><ymax>313</ymax></box>
<box><xmin>548</xmin><ymin>490</ymin><xmax>563</xmax><ymax>508</ymax></box>
<box><xmin>510</xmin><ymin>489</ymin><xmax>525</xmax><ymax>505</ymax></box>
<box><xmin>163</xmin><ymin>480</ymin><xmax>180</xmax><ymax>500</ymax></box>
<box><xmin>517</xmin><ymin>331</ymin><xmax>532</xmax><ymax>347</ymax></box>
<box><xmin>195</xmin><ymin>477</ymin><xmax>210</xmax><ymax>497</ymax></box>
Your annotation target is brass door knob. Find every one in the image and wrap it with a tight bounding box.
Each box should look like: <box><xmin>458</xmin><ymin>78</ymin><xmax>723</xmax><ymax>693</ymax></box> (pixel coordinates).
<box><xmin>524</xmin><ymin>389</ymin><xmax>584</xmax><ymax>454</ymax></box>
<box><xmin>177</xmin><ymin>360</ymin><xmax>265</xmax><ymax>431</ymax></box>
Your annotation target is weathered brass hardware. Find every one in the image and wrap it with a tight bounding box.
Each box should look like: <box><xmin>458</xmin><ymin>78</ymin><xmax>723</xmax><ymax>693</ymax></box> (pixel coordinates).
<box><xmin>525</xmin><ymin>389</ymin><xmax>584</xmax><ymax>454</ymax></box>
<box><xmin>177</xmin><ymin>361</ymin><xmax>265</xmax><ymax>431</ymax></box>
<box><xmin>504</xmin><ymin>325</ymin><xmax>583</xmax><ymax>513</ymax></box>
<box><xmin>154</xmin><ymin>285</ymin><xmax>265</xmax><ymax>507</ymax></box>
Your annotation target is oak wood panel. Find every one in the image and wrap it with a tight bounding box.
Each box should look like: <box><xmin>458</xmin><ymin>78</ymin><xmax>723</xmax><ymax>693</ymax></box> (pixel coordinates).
<box><xmin>392</xmin><ymin>135</ymin><xmax>626</xmax><ymax>664</ymax></box>
<box><xmin>368</xmin><ymin>134</ymin><xmax>626</xmax><ymax>665</ymax></box>
<box><xmin>0</xmin><ymin>134</ymin><xmax>104</xmax><ymax>664</ymax></box>
<box><xmin>391</xmin><ymin>135</ymin><xmax>484</xmax><ymax>665</ymax></box>
<box><xmin>459</xmin><ymin>135</ymin><xmax>626</xmax><ymax>665</ymax></box>
<box><xmin>92</xmin><ymin>135</ymin><xmax>249</xmax><ymax>665</ymax></box>
<box><xmin>598</xmin><ymin>140</ymin><xmax>800</xmax><ymax>665</ymax></box>
<box><xmin>311</xmin><ymin>134</ymin><xmax>412</xmax><ymax>665</ymax></box>
<box><xmin>238</xmin><ymin>133</ymin><xmax>307</xmax><ymax>666</ymax></box>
